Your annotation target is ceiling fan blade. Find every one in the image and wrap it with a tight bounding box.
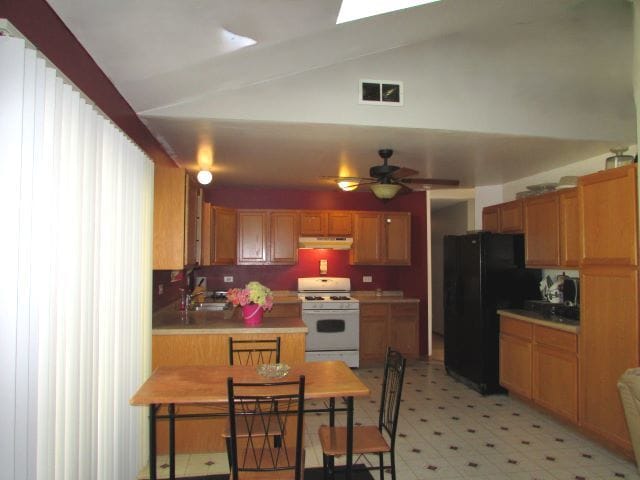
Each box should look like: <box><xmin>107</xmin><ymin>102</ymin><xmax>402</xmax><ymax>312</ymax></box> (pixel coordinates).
<box><xmin>320</xmin><ymin>175</ymin><xmax>373</xmax><ymax>182</ymax></box>
<box><xmin>401</xmin><ymin>178</ymin><xmax>460</xmax><ymax>187</ymax></box>
<box><xmin>390</xmin><ymin>167</ymin><xmax>419</xmax><ymax>180</ymax></box>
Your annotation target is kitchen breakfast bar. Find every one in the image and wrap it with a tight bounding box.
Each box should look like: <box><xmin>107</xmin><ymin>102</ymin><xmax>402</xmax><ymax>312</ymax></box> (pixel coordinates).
<box><xmin>131</xmin><ymin>304</ymin><xmax>371</xmax><ymax>479</ymax></box>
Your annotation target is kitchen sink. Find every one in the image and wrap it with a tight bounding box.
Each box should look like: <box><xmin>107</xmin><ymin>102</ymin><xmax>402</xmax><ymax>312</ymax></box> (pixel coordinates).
<box><xmin>195</xmin><ymin>300</ymin><xmax>230</xmax><ymax>311</ymax></box>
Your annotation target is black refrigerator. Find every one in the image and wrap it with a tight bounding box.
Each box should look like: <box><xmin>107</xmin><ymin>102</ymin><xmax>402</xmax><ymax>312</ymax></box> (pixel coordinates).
<box><xmin>443</xmin><ymin>232</ymin><xmax>540</xmax><ymax>394</ymax></box>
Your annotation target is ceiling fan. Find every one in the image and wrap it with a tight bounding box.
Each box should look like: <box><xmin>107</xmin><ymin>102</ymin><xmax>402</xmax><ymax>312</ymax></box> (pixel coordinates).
<box><xmin>324</xmin><ymin>149</ymin><xmax>459</xmax><ymax>200</ymax></box>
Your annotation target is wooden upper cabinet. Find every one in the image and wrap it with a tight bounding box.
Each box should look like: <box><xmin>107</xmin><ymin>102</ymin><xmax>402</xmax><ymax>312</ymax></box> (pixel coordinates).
<box><xmin>351</xmin><ymin>212</ymin><xmax>411</xmax><ymax>265</ymax></box>
<box><xmin>153</xmin><ymin>167</ymin><xmax>201</xmax><ymax>270</ymax></box>
<box><xmin>300</xmin><ymin>211</ymin><xmax>327</xmax><ymax>236</ymax></box>
<box><xmin>579</xmin><ymin>164</ymin><xmax>638</xmax><ymax>266</ymax></box>
<box><xmin>351</xmin><ymin>213</ymin><xmax>383</xmax><ymax>264</ymax></box>
<box><xmin>482</xmin><ymin>205</ymin><xmax>500</xmax><ymax>233</ymax></box>
<box><xmin>524</xmin><ymin>192</ymin><xmax>560</xmax><ymax>267</ymax></box>
<box><xmin>384</xmin><ymin>212</ymin><xmax>411</xmax><ymax>265</ymax></box>
<box><xmin>270</xmin><ymin>211</ymin><xmax>299</xmax><ymax>264</ymax></box>
<box><xmin>300</xmin><ymin>211</ymin><xmax>352</xmax><ymax>236</ymax></box>
<box><xmin>483</xmin><ymin>200</ymin><xmax>523</xmax><ymax>233</ymax></box>
<box><xmin>237</xmin><ymin>211</ymin><xmax>268</xmax><ymax>264</ymax></box>
<box><xmin>184</xmin><ymin>175</ymin><xmax>201</xmax><ymax>266</ymax></box>
<box><xmin>211</xmin><ymin>206</ymin><xmax>237</xmax><ymax>265</ymax></box>
<box><xmin>499</xmin><ymin>199</ymin><xmax>524</xmax><ymax>233</ymax></box>
<box><xmin>558</xmin><ymin>188</ymin><xmax>580</xmax><ymax>267</ymax></box>
<box><xmin>327</xmin><ymin>211</ymin><xmax>352</xmax><ymax>235</ymax></box>
<box><xmin>237</xmin><ymin>210</ymin><xmax>299</xmax><ymax>265</ymax></box>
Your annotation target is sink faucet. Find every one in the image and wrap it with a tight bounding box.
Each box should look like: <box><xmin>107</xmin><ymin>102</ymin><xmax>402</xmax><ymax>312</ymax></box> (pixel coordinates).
<box><xmin>186</xmin><ymin>291</ymin><xmax>206</xmax><ymax>310</ymax></box>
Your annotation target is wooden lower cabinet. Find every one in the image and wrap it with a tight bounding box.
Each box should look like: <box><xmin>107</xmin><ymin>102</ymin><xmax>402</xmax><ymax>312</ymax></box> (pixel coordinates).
<box><xmin>360</xmin><ymin>304</ymin><xmax>389</xmax><ymax>365</ymax></box>
<box><xmin>533</xmin><ymin>344</ymin><xmax>578</xmax><ymax>423</ymax></box>
<box><xmin>500</xmin><ymin>316</ymin><xmax>578</xmax><ymax>423</ymax></box>
<box><xmin>579</xmin><ymin>267</ymin><xmax>639</xmax><ymax>452</ymax></box>
<box><xmin>360</xmin><ymin>301</ymin><xmax>419</xmax><ymax>365</ymax></box>
<box><xmin>499</xmin><ymin>331</ymin><xmax>533</xmax><ymax>398</ymax></box>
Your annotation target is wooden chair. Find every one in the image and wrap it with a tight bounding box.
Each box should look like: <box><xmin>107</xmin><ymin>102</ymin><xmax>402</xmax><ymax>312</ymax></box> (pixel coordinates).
<box><xmin>229</xmin><ymin>337</ymin><xmax>281</xmax><ymax>366</ymax></box>
<box><xmin>318</xmin><ymin>348</ymin><xmax>406</xmax><ymax>480</ymax></box>
<box><xmin>226</xmin><ymin>376</ymin><xmax>306</xmax><ymax>479</ymax></box>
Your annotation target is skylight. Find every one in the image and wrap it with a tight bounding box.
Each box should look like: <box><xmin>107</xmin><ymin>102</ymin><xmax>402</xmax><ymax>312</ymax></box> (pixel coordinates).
<box><xmin>336</xmin><ymin>0</ymin><xmax>441</xmax><ymax>24</ymax></box>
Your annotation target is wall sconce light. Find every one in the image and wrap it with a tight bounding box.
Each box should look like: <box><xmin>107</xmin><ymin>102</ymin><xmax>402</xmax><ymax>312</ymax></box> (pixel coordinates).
<box><xmin>196</xmin><ymin>169</ymin><xmax>213</xmax><ymax>185</ymax></box>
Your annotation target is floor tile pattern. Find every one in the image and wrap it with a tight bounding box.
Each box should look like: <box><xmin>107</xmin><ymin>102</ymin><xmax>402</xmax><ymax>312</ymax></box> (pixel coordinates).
<box><xmin>138</xmin><ymin>360</ymin><xmax>640</xmax><ymax>479</ymax></box>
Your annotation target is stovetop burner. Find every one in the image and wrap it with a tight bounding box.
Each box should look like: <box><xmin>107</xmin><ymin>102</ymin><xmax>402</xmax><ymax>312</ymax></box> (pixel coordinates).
<box><xmin>305</xmin><ymin>296</ymin><xmax>325</xmax><ymax>301</ymax></box>
<box><xmin>330</xmin><ymin>296</ymin><xmax>351</xmax><ymax>301</ymax></box>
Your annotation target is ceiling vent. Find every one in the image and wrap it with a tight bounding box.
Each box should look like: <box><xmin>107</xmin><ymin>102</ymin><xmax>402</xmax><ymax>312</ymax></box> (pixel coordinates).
<box><xmin>359</xmin><ymin>80</ymin><xmax>403</xmax><ymax>106</ymax></box>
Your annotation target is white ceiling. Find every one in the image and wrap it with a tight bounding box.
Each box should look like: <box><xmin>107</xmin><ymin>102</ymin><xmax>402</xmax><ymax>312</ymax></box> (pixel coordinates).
<box><xmin>47</xmin><ymin>0</ymin><xmax>635</xmax><ymax>190</ymax></box>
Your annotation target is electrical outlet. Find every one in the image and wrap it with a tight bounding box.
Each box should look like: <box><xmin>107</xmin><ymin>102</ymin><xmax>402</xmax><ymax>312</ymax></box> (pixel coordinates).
<box><xmin>157</xmin><ymin>284</ymin><xmax>164</xmax><ymax>295</ymax></box>
<box><xmin>224</xmin><ymin>276</ymin><xmax>234</xmax><ymax>283</ymax></box>
<box><xmin>363</xmin><ymin>275</ymin><xmax>373</xmax><ymax>283</ymax></box>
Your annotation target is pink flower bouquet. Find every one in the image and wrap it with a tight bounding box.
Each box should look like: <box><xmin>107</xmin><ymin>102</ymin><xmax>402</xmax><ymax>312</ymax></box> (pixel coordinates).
<box><xmin>226</xmin><ymin>281</ymin><xmax>274</xmax><ymax>311</ymax></box>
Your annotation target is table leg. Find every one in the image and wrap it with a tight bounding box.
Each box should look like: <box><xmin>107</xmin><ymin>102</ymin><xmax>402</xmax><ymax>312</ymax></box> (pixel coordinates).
<box><xmin>169</xmin><ymin>403</ymin><xmax>176</xmax><ymax>480</ymax></box>
<box><xmin>149</xmin><ymin>405</ymin><xmax>157</xmax><ymax>480</ymax></box>
<box><xmin>346</xmin><ymin>396</ymin><xmax>354</xmax><ymax>480</ymax></box>
<box><xmin>329</xmin><ymin>397</ymin><xmax>335</xmax><ymax>427</ymax></box>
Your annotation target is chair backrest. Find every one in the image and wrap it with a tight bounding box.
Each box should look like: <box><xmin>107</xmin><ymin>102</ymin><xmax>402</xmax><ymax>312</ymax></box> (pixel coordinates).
<box><xmin>378</xmin><ymin>347</ymin><xmax>407</xmax><ymax>447</ymax></box>
<box><xmin>227</xmin><ymin>376</ymin><xmax>305</xmax><ymax>480</ymax></box>
<box><xmin>229</xmin><ymin>337</ymin><xmax>281</xmax><ymax>365</ymax></box>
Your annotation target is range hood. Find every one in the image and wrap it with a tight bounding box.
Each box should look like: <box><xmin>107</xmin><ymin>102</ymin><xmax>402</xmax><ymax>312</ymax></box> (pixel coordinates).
<box><xmin>298</xmin><ymin>236</ymin><xmax>353</xmax><ymax>250</ymax></box>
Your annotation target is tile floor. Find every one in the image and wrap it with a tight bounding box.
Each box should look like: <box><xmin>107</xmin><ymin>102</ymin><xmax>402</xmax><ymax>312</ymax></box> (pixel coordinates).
<box><xmin>139</xmin><ymin>360</ymin><xmax>640</xmax><ymax>479</ymax></box>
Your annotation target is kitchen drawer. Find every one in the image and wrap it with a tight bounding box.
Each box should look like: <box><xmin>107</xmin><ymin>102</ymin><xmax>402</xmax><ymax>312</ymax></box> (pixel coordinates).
<box><xmin>390</xmin><ymin>303</ymin><xmax>418</xmax><ymax>316</ymax></box>
<box><xmin>500</xmin><ymin>316</ymin><xmax>533</xmax><ymax>340</ymax></box>
<box><xmin>534</xmin><ymin>325</ymin><xmax>577</xmax><ymax>353</ymax></box>
<box><xmin>360</xmin><ymin>303</ymin><xmax>389</xmax><ymax>316</ymax></box>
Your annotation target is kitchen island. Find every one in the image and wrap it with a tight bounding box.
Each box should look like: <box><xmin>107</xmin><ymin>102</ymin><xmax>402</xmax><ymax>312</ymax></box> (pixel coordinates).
<box><xmin>151</xmin><ymin>304</ymin><xmax>307</xmax><ymax>453</ymax></box>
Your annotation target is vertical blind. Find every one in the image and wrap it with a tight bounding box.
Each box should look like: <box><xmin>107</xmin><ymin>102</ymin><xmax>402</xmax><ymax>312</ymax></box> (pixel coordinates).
<box><xmin>0</xmin><ymin>34</ymin><xmax>154</xmax><ymax>480</ymax></box>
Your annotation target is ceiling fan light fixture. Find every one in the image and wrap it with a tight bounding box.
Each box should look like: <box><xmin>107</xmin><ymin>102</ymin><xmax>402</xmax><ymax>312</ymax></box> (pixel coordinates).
<box><xmin>370</xmin><ymin>183</ymin><xmax>401</xmax><ymax>200</ymax></box>
<box><xmin>337</xmin><ymin>180</ymin><xmax>359</xmax><ymax>191</ymax></box>
<box><xmin>196</xmin><ymin>169</ymin><xmax>213</xmax><ymax>185</ymax></box>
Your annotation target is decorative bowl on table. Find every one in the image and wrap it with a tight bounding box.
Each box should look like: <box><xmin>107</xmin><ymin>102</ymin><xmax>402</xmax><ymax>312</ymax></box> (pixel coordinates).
<box><xmin>256</xmin><ymin>363</ymin><xmax>290</xmax><ymax>378</ymax></box>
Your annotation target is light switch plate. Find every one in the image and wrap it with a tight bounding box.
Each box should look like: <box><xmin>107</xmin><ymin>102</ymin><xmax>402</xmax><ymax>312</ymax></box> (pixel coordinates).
<box><xmin>363</xmin><ymin>275</ymin><xmax>373</xmax><ymax>283</ymax></box>
<box><xmin>224</xmin><ymin>276</ymin><xmax>234</xmax><ymax>283</ymax></box>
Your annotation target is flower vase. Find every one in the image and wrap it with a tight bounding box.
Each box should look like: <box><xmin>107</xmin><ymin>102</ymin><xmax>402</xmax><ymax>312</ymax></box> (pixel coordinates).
<box><xmin>241</xmin><ymin>304</ymin><xmax>264</xmax><ymax>326</ymax></box>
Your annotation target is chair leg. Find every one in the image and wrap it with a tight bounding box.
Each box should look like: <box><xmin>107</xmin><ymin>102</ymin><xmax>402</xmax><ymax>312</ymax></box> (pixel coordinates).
<box><xmin>378</xmin><ymin>452</ymin><xmax>384</xmax><ymax>480</ymax></box>
<box><xmin>225</xmin><ymin>437</ymin><xmax>232</xmax><ymax>470</ymax></box>
<box><xmin>322</xmin><ymin>453</ymin><xmax>335</xmax><ymax>480</ymax></box>
<box><xmin>390</xmin><ymin>450</ymin><xmax>397</xmax><ymax>480</ymax></box>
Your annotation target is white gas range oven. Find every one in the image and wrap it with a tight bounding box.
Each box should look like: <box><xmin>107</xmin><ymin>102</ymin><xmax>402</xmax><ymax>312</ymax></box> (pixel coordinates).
<box><xmin>298</xmin><ymin>277</ymin><xmax>360</xmax><ymax>368</ymax></box>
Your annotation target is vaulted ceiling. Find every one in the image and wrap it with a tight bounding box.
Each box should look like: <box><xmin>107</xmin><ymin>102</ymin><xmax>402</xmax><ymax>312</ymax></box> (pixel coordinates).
<box><xmin>47</xmin><ymin>0</ymin><xmax>635</xmax><ymax>190</ymax></box>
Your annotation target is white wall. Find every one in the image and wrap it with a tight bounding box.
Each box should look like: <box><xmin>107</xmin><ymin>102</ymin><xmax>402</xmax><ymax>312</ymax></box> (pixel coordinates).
<box><xmin>431</xmin><ymin>201</ymin><xmax>470</xmax><ymax>334</ymax></box>
<box><xmin>502</xmin><ymin>147</ymin><xmax>638</xmax><ymax>201</ymax></box>
<box><xmin>473</xmin><ymin>185</ymin><xmax>503</xmax><ymax>229</ymax></box>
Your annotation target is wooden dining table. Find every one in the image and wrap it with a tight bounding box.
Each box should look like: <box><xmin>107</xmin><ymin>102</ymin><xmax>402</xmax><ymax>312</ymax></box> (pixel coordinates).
<box><xmin>130</xmin><ymin>360</ymin><xmax>371</xmax><ymax>480</ymax></box>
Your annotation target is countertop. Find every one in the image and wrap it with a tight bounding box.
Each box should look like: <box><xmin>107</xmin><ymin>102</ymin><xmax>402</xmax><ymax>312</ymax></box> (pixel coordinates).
<box><xmin>153</xmin><ymin>305</ymin><xmax>308</xmax><ymax>335</ymax></box>
<box><xmin>497</xmin><ymin>309</ymin><xmax>580</xmax><ymax>334</ymax></box>
<box><xmin>352</xmin><ymin>292</ymin><xmax>419</xmax><ymax>304</ymax></box>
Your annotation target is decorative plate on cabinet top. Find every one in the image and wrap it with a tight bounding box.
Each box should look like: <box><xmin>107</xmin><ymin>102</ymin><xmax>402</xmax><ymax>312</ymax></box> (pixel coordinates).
<box><xmin>526</xmin><ymin>182</ymin><xmax>558</xmax><ymax>192</ymax></box>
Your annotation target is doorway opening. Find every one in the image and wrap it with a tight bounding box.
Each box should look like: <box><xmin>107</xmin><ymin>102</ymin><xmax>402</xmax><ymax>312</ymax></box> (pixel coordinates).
<box><xmin>427</xmin><ymin>191</ymin><xmax>475</xmax><ymax>362</ymax></box>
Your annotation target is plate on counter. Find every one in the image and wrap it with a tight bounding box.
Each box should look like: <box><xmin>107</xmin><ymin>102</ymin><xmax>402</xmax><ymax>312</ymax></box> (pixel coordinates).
<box><xmin>256</xmin><ymin>363</ymin><xmax>290</xmax><ymax>378</ymax></box>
